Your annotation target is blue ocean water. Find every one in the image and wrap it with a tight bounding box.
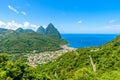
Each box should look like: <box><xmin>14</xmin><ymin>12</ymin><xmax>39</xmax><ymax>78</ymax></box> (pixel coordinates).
<box><xmin>61</xmin><ymin>34</ymin><xmax>118</xmax><ymax>48</ymax></box>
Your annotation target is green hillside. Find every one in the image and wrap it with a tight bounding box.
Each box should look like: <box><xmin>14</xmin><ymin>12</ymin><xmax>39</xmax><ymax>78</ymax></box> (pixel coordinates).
<box><xmin>0</xmin><ymin>34</ymin><xmax>120</xmax><ymax>79</ymax></box>
<box><xmin>37</xmin><ymin>35</ymin><xmax>120</xmax><ymax>80</ymax></box>
<box><xmin>16</xmin><ymin>28</ymin><xmax>35</xmax><ymax>34</ymax></box>
<box><xmin>45</xmin><ymin>23</ymin><xmax>61</xmax><ymax>38</ymax></box>
<box><xmin>0</xmin><ymin>35</ymin><xmax>120</xmax><ymax>79</ymax></box>
<box><xmin>0</xmin><ymin>27</ymin><xmax>67</xmax><ymax>54</ymax></box>
<box><xmin>0</xmin><ymin>28</ymin><xmax>8</xmax><ymax>34</ymax></box>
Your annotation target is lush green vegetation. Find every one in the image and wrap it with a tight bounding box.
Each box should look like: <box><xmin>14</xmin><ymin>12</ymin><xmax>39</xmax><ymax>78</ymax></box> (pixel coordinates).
<box><xmin>37</xmin><ymin>26</ymin><xmax>45</xmax><ymax>35</ymax></box>
<box><xmin>0</xmin><ymin>32</ymin><xmax>66</xmax><ymax>54</ymax></box>
<box><xmin>45</xmin><ymin>23</ymin><xmax>61</xmax><ymax>38</ymax></box>
<box><xmin>0</xmin><ymin>54</ymin><xmax>44</xmax><ymax>80</ymax></box>
<box><xmin>1</xmin><ymin>35</ymin><xmax>120</xmax><ymax>79</ymax></box>
<box><xmin>0</xmin><ymin>25</ymin><xmax>67</xmax><ymax>54</ymax></box>
<box><xmin>36</xmin><ymin>35</ymin><xmax>120</xmax><ymax>80</ymax></box>
<box><xmin>37</xmin><ymin>23</ymin><xmax>61</xmax><ymax>38</ymax></box>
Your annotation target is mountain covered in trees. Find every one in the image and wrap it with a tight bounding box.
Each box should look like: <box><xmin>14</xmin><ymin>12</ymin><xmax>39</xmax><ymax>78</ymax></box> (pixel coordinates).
<box><xmin>36</xmin><ymin>26</ymin><xmax>45</xmax><ymax>34</ymax></box>
<box><xmin>0</xmin><ymin>23</ymin><xmax>66</xmax><ymax>53</ymax></box>
<box><xmin>0</xmin><ymin>23</ymin><xmax>120</xmax><ymax>79</ymax></box>
<box><xmin>37</xmin><ymin>23</ymin><xmax>61</xmax><ymax>38</ymax></box>
<box><xmin>0</xmin><ymin>28</ymin><xmax>8</xmax><ymax>34</ymax></box>
<box><xmin>0</xmin><ymin>35</ymin><xmax>120</xmax><ymax>79</ymax></box>
<box><xmin>36</xmin><ymin>35</ymin><xmax>120</xmax><ymax>80</ymax></box>
<box><xmin>16</xmin><ymin>28</ymin><xmax>34</xmax><ymax>34</ymax></box>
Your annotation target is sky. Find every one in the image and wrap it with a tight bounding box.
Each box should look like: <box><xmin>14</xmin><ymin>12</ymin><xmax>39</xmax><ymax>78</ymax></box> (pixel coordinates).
<box><xmin>0</xmin><ymin>0</ymin><xmax>120</xmax><ymax>34</ymax></box>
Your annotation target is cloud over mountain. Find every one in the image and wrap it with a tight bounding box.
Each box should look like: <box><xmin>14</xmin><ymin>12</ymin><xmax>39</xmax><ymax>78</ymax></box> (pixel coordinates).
<box><xmin>0</xmin><ymin>20</ymin><xmax>38</xmax><ymax>30</ymax></box>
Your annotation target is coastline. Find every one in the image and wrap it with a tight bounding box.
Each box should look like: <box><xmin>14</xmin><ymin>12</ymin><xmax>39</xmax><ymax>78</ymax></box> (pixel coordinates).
<box><xmin>60</xmin><ymin>45</ymin><xmax>77</xmax><ymax>52</ymax></box>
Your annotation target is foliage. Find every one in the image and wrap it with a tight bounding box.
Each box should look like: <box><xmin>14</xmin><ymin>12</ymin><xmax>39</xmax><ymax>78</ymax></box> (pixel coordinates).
<box><xmin>0</xmin><ymin>54</ymin><xmax>44</xmax><ymax>80</ymax></box>
<box><xmin>36</xmin><ymin>35</ymin><xmax>120</xmax><ymax>79</ymax></box>
<box><xmin>0</xmin><ymin>30</ymin><xmax>67</xmax><ymax>54</ymax></box>
<box><xmin>1</xmin><ymin>34</ymin><xmax>120</xmax><ymax>79</ymax></box>
<box><xmin>36</xmin><ymin>26</ymin><xmax>45</xmax><ymax>34</ymax></box>
<box><xmin>45</xmin><ymin>23</ymin><xmax>61</xmax><ymax>38</ymax></box>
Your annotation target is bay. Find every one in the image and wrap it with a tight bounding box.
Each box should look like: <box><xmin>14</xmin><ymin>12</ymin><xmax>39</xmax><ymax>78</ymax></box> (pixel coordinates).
<box><xmin>61</xmin><ymin>34</ymin><xmax>117</xmax><ymax>48</ymax></box>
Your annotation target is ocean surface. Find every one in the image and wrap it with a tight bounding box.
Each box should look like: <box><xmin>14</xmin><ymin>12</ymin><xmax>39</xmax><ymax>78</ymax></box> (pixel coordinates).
<box><xmin>61</xmin><ymin>34</ymin><xmax>118</xmax><ymax>48</ymax></box>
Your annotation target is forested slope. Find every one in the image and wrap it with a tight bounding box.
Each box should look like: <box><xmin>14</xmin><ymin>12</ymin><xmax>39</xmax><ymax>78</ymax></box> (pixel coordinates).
<box><xmin>1</xmin><ymin>35</ymin><xmax>120</xmax><ymax>79</ymax></box>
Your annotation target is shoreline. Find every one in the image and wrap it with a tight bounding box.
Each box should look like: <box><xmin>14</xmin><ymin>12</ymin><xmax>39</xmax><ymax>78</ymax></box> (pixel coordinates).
<box><xmin>60</xmin><ymin>45</ymin><xmax>77</xmax><ymax>51</ymax></box>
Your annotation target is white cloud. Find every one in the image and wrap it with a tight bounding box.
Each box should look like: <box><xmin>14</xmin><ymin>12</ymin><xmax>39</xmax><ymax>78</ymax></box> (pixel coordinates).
<box><xmin>30</xmin><ymin>24</ymin><xmax>39</xmax><ymax>30</ymax></box>
<box><xmin>8</xmin><ymin>5</ymin><xmax>19</xmax><ymax>14</ymax></box>
<box><xmin>8</xmin><ymin>5</ymin><xmax>27</xmax><ymax>16</ymax></box>
<box><xmin>43</xmin><ymin>25</ymin><xmax>47</xmax><ymax>28</ymax></box>
<box><xmin>109</xmin><ymin>20</ymin><xmax>116</xmax><ymax>24</ymax></box>
<box><xmin>0</xmin><ymin>21</ymin><xmax>5</xmax><ymax>26</ymax></box>
<box><xmin>24</xmin><ymin>22</ymin><xmax>30</xmax><ymax>28</ymax></box>
<box><xmin>0</xmin><ymin>20</ymin><xmax>38</xmax><ymax>30</ymax></box>
<box><xmin>21</xmin><ymin>11</ymin><xmax>26</xmax><ymax>15</ymax></box>
<box><xmin>77</xmin><ymin>20</ymin><xmax>82</xmax><ymax>24</ymax></box>
<box><xmin>30</xmin><ymin>24</ymin><xmax>38</xmax><ymax>28</ymax></box>
<box><xmin>6</xmin><ymin>20</ymin><xmax>23</xmax><ymax>29</ymax></box>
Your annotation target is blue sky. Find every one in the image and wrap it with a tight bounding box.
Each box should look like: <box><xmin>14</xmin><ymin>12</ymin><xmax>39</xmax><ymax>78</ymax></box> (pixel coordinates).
<box><xmin>0</xmin><ymin>0</ymin><xmax>120</xmax><ymax>33</ymax></box>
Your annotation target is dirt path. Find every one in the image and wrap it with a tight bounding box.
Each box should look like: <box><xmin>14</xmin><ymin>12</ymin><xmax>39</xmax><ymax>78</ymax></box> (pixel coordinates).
<box><xmin>89</xmin><ymin>55</ymin><xmax>96</xmax><ymax>72</ymax></box>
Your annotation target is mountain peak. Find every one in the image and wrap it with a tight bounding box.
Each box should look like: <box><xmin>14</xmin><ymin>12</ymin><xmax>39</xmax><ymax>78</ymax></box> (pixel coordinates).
<box><xmin>36</xmin><ymin>23</ymin><xmax>61</xmax><ymax>38</ymax></box>
<box><xmin>48</xmin><ymin>23</ymin><xmax>54</xmax><ymax>27</ymax></box>
<box><xmin>16</xmin><ymin>28</ymin><xmax>24</xmax><ymax>32</ymax></box>
<box><xmin>45</xmin><ymin>23</ymin><xmax>61</xmax><ymax>38</ymax></box>
<box><xmin>36</xmin><ymin>26</ymin><xmax>45</xmax><ymax>34</ymax></box>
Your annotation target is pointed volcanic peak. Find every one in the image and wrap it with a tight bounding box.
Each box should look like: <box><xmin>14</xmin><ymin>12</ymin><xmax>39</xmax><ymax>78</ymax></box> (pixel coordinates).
<box><xmin>36</xmin><ymin>26</ymin><xmax>45</xmax><ymax>34</ymax></box>
<box><xmin>45</xmin><ymin>23</ymin><xmax>61</xmax><ymax>38</ymax></box>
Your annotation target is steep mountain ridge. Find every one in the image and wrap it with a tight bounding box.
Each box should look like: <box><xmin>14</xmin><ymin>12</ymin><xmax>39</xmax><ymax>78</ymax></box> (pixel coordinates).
<box><xmin>37</xmin><ymin>23</ymin><xmax>61</xmax><ymax>38</ymax></box>
<box><xmin>45</xmin><ymin>23</ymin><xmax>61</xmax><ymax>38</ymax></box>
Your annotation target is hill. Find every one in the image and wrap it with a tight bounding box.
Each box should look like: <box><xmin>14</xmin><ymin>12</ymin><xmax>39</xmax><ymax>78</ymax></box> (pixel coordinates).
<box><xmin>0</xmin><ymin>28</ymin><xmax>8</xmax><ymax>34</ymax></box>
<box><xmin>0</xmin><ymin>24</ymin><xmax>67</xmax><ymax>54</ymax></box>
<box><xmin>36</xmin><ymin>35</ymin><xmax>120</xmax><ymax>80</ymax></box>
<box><xmin>16</xmin><ymin>28</ymin><xmax>35</xmax><ymax>34</ymax></box>
<box><xmin>0</xmin><ymin>35</ymin><xmax>120</xmax><ymax>79</ymax></box>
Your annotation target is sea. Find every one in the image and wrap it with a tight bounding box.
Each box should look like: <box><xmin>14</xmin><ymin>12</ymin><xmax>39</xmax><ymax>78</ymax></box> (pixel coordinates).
<box><xmin>61</xmin><ymin>34</ymin><xmax>118</xmax><ymax>48</ymax></box>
